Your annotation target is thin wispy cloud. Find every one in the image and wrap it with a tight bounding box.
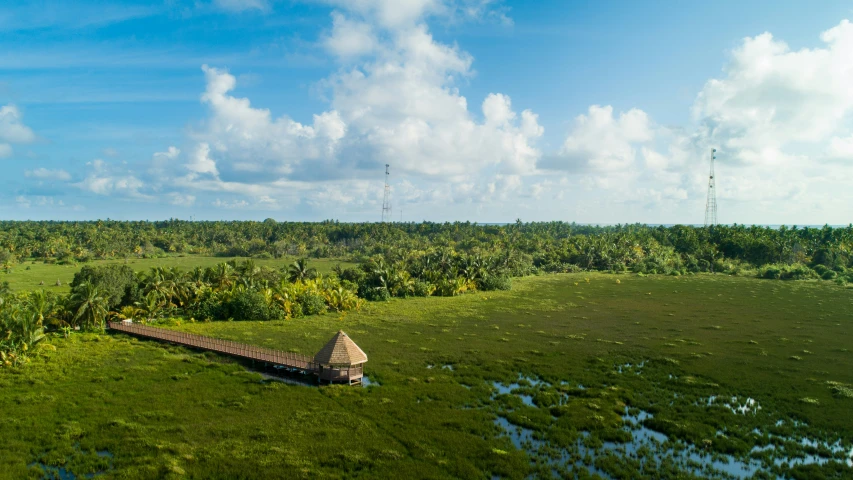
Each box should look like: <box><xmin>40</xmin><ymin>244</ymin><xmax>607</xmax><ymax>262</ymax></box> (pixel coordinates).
<box><xmin>0</xmin><ymin>2</ymin><xmax>161</xmax><ymax>32</ymax></box>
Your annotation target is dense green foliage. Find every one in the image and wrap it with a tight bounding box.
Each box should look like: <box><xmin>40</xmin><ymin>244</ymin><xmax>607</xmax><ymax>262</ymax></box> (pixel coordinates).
<box><xmin>0</xmin><ymin>259</ymin><xmax>368</xmax><ymax>365</ymax></box>
<box><xmin>1</xmin><ymin>274</ymin><xmax>851</xmax><ymax>479</ymax></box>
<box><xmin>71</xmin><ymin>265</ymin><xmax>140</xmax><ymax>309</ymax></box>
<box><xmin>2</xmin><ymin>221</ymin><xmax>853</xmax><ymax>285</ymax></box>
<box><xmin>0</xmin><ymin>290</ymin><xmax>57</xmax><ymax>367</ymax></box>
<box><xmin>1</xmin><ymin>248</ymin><xmax>524</xmax><ymax>364</ymax></box>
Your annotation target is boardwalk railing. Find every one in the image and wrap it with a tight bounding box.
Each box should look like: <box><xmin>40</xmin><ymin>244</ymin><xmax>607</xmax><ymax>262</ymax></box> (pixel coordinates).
<box><xmin>108</xmin><ymin>321</ymin><xmax>317</xmax><ymax>372</ymax></box>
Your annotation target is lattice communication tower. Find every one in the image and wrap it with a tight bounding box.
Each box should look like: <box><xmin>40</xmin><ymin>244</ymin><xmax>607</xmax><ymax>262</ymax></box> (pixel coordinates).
<box><xmin>704</xmin><ymin>149</ymin><xmax>717</xmax><ymax>226</ymax></box>
<box><xmin>381</xmin><ymin>164</ymin><xmax>392</xmax><ymax>222</ymax></box>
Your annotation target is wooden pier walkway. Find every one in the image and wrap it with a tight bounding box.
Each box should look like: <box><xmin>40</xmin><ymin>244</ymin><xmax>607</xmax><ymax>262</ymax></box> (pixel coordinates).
<box><xmin>107</xmin><ymin>321</ymin><xmax>317</xmax><ymax>373</ymax></box>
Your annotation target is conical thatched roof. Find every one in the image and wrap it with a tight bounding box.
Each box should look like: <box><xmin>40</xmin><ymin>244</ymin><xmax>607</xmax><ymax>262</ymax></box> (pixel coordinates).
<box><xmin>314</xmin><ymin>330</ymin><xmax>368</xmax><ymax>366</ymax></box>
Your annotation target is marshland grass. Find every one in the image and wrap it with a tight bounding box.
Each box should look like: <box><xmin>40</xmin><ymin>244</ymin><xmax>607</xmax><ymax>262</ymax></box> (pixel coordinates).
<box><xmin>1</xmin><ymin>273</ymin><xmax>852</xmax><ymax>479</ymax></box>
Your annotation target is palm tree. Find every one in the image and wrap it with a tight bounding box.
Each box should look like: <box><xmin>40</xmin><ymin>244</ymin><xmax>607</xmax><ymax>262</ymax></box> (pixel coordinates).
<box><xmin>239</xmin><ymin>259</ymin><xmax>259</xmax><ymax>282</ymax></box>
<box><xmin>25</xmin><ymin>290</ymin><xmax>54</xmax><ymax>327</ymax></box>
<box><xmin>331</xmin><ymin>263</ymin><xmax>344</xmax><ymax>278</ymax></box>
<box><xmin>112</xmin><ymin>305</ymin><xmax>140</xmax><ymax>322</ymax></box>
<box><xmin>272</xmin><ymin>280</ymin><xmax>297</xmax><ymax>318</ymax></box>
<box><xmin>18</xmin><ymin>311</ymin><xmax>46</xmax><ymax>352</ymax></box>
<box><xmin>288</xmin><ymin>258</ymin><xmax>316</xmax><ymax>283</ymax></box>
<box><xmin>70</xmin><ymin>283</ymin><xmax>109</xmax><ymax>331</ymax></box>
<box><xmin>209</xmin><ymin>263</ymin><xmax>235</xmax><ymax>290</ymax></box>
<box><xmin>135</xmin><ymin>291</ymin><xmax>165</xmax><ymax>323</ymax></box>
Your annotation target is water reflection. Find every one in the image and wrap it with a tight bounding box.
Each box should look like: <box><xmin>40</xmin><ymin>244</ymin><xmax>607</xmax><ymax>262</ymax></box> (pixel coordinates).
<box><xmin>491</xmin><ymin>375</ymin><xmax>852</xmax><ymax>479</ymax></box>
<box><xmin>28</xmin><ymin>446</ymin><xmax>114</xmax><ymax>479</ymax></box>
<box><xmin>491</xmin><ymin>374</ymin><xmax>558</xmax><ymax>408</ymax></box>
<box><xmin>616</xmin><ymin>360</ymin><xmax>646</xmax><ymax>374</ymax></box>
<box><xmin>696</xmin><ymin>395</ymin><xmax>761</xmax><ymax>415</ymax></box>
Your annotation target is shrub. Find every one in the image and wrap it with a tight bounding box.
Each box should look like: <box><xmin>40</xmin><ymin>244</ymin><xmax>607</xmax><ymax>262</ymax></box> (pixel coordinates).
<box><xmin>761</xmin><ymin>266</ymin><xmax>781</xmax><ymax>280</ymax></box>
<box><xmin>541</xmin><ymin>262</ymin><xmax>584</xmax><ymax>273</ymax></box>
<box><xmin>339</xmin><ymin>267</ymin><xmax>365</xmax><ymax>284</ymax></box>
<box><xmin>480</xmin><ymin>275</ymin><xmax>512</xmax><ymax>291</ymax></box>
<box><xmin>359</xmin><ymin>285</ymin><xmax>390</xmax><ymax>302</ymax></box>
<box><xmin>289</xmin><ymin>302</ymin><xmax>304</xmax><ymax>318</ymax></box>
<box><xmin>779</xmin><ymin>263</ymin><xmax>816</xmax><ymax>281</ymax></box>
<box><xmin>216</xmin><ymin>246</ymin><xmax>250</xmax><ymax>257</ymax></box>
<box><xmin>190</xmin><ymin>297</ymin><xmax>225</xmax><ymax>321</ymax></box>
<box><xmin>223</xmin><ymin>290</ymin><xmax>274</xmax><ymax>321</ymax></box>
<box><xmin>412</xmin><ymin>280</ymin><xmax>435</xmax><ymax>297</ymax></box>
<box><xmin>297</xmin><ymin>291</ymin><xmax>327</xmax><ymax>316</ymax></box>
<box><xmin>759</xmin><ymin>263</ymin><xmax>817</xmax><ymax>281</ymax></box>
<box><xmin>0</xmin><ymin>249</ymin><xmax>14</xmax><ymax>265</ymax></box>
<box><xmin>821</xmin><ymin>270</ymin><xmax>837</xmax><ymax>280</ymax></box>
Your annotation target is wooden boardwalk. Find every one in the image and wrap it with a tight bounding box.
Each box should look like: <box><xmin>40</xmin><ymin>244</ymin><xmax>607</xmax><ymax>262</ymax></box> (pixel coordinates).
<box><xmin>107</xmin><ymin>321</ymin><xmax>317</xmax><ymax>373</ymax></box>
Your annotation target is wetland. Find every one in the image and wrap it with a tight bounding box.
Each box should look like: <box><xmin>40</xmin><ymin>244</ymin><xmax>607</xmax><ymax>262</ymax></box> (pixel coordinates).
<box><xmin>2</xmin><ymin>273</ymin><xmax>852</xmax><ymax>479</ymax></box>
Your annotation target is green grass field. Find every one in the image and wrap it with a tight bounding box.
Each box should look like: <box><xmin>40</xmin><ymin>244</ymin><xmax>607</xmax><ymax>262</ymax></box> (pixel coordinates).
<box><xmin>2</xmin><ymin>255</ymin><xmax>353</xmax><ymax>293</ymax></box>
<box><xmin>1</xmin><ymin>273</ymin><xmax>852</xmax><ymax>479</ymax></box>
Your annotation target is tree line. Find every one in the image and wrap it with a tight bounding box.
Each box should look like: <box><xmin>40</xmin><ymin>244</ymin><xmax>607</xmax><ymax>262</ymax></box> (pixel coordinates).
<box><xmin>1</xmin><ymin>220</ymin><xmax>852</xmax><ymax>270</ymax></box>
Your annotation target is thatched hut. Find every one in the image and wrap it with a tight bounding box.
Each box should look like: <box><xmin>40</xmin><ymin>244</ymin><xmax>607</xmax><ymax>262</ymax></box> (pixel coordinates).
<box><xmin>313</xmin><ymin>330</ymin><xmax>368</xmax><ymax>385</ymax></box>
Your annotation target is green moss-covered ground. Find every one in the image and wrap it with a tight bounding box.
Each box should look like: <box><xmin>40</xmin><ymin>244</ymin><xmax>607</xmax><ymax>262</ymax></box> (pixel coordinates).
<box><xmin>1</xmin><ymin>255</ymin><xmax>352</xmax><ymax>293</ymax></box>
<box><xmin>1</xmin><ymin>273</ymin><xmax>852</xmax><ymax>479</ymax></box>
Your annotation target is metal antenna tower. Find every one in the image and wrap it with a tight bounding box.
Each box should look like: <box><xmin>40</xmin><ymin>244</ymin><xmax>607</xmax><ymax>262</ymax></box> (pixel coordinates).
<box><xmin>381</xmin><ymin>164</ymin><xmax>392</xmax><ymax>222</ymax></box>
<box><xmin>704</xmin><ymin>148</ymin><xmax>717</xmax><ymax>226</ymax></box>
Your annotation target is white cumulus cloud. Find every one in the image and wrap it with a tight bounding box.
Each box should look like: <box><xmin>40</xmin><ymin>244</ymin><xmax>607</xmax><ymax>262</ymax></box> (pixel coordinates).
<box><xmin>186</xmin><ymin>142</ymin><xmax>219</xmax><ymax>177</ymax></box>
<box><xmin>694</xmin><ymin>20</ymin><xmax>853</xmax><ymax>166</ymax></box>
<box><xmin>323</xmin><ymin>12</ymin><xmax>378</xmax><ymax>58</ymax></box>
<box><xmin>544</xmin><ymin>105</ymin><xmax>654</xmax><ymax>172</ymax></box>
<box><xmin>75</xmin><ymin>159</ymin><xmax>148</xmax><ymax>199</ymax></box>
<box><xmin>0</xmin><ymin>104</ymin><xmax>36</xmax><ymax>158</ymax></box>
<box><xmin>326</xmin><ymin>23</ymin><xmax>542</xmax><ymax>177</ymax></box>
<box><xmin>321</xmin><ymin>0</ymin><xmax>443</xmax><ymax>30</ymax></box>
<box><xmin>196</xmin><ymin>64</ymin><xmax>345</xmax><ymax>178</ymax></box>
<box><xmin>168</xmin><ymin>193</ymin><xmax>196</xmax><ymax>206</ymax></box>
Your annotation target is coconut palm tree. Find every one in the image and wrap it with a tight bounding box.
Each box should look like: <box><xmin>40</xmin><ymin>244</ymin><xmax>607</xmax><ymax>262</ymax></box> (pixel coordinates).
<box><xmin>287</xmin><ymin>258</ymin><xmax>316</xmax><ymax>283</ymax></box>
<box><xmin>70</xmin><ymin>283</ymin><xmax>109</xmax><ymax>331</ymax></box>
<box><xmin>25</xmin><ymin>290</ymin><xmax>54</xmax><ymax>327</ymax></box>
<box><xmin>111</xmin><ymin>305</ymin><xmax>141</xmax><ymax>324</ymax></box>
<box><xmin>135</xmin><ymin>291</ymin><xmax>165</xmax><ymax>323</ymax></box>
<box><xmin>208</xmin><ymin>263</ymin><xmax>235</xmax><ymax>290</ymax></box>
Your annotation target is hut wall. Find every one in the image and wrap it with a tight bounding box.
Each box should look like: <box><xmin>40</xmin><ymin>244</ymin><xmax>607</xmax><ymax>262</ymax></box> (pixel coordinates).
<box><xmin>318</xmin><ymin>365</ymin><xmax>364</xmax><ymax>383</ymax></box>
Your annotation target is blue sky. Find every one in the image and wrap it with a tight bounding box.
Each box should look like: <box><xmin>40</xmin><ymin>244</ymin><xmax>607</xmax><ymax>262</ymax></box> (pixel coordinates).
<box><xmin>2</xmin><ymin>0</ymin><xmax>853</xmax><ymax>223</ymax></box>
